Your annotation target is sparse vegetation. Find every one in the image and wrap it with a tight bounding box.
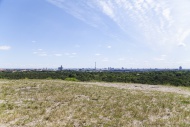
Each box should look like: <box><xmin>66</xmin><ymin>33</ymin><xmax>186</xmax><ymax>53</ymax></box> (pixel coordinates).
<box><xmin>0</xmin><ymin>79</ymin><xmax>190</xmax><ymax>126</ymax></box>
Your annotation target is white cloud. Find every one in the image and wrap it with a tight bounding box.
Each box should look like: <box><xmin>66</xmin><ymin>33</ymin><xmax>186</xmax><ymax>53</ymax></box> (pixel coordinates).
<box><xmin>107</xmin><ymin>46</ymin><xmax>112</xmax><ymax>48</ymax></box>
<box><xmin>63</xmin><ymin>52</ymin><xmax>77</xmax><ymax>57</ymax></box>
<box><xmin>95</xmin><ymin>53</ymin><xmax>101</xmax><ymax>56</ymax></box>
<box><xmin>54</xmin><ymin>54</ymin><xmax>62</xmax><ymax>56</ymax></box>
<box><xmin>102</xmin><ymin>58</ymin><xmax>109</xmax><ymax>62</ymax></box>
<box><xmin>111</xmin><ymin>1</ymin><xmax>188</xmax><ymax>49</ymax></box>
<box><xmin>38</xmin><ymin>51</ymin><xmax>48</xmax><ymax>56</ymax></box>
<box><xmin>162</xmin><ymin>8</ymin><xmax>171</xmax><ymax>21</ymax></box>
<box><xmin>178</xmin><ymin>42</ymin><xmax>186</xmax><ymax>47</ymax></box>
<box><xmin>98</xmin><ymin>1</ymin><xmax>115</xmax><ymax>18</ymax></box>
<box><xmin>33</xmin><ymin>49</ymin><xmax>49</xmax><ymax>57</ymax></box>
<box><xmin>0</xmin><ymin>46</ymin><xmax>11</xmax><ymax>50</ymax></box>
<box><xmin>33</xmin><ymin>52</ymin><xmax>38</xmax><ymax>54</ymax></box>
<box><xmin>72</xmin><ymin>53</ymin><xmax>77</xmax><ymax>55</ymax></box>
<box><xmin>64</xmin><ymin>53</ymin><xmax>70</xmax><ymax>56</ymax></box>
<box><xmin>154</xmin><ymin>55</ymin><xmax>167</xmax><ymax>61</ymax></box>
<box><xmin>47</xmin><ymin>0</ymin><xmax>190</xmax><ymax>51</ymax></box>
<box><xmin>177</xmin><ymin>29</ymin><xmax>190</xmax><ymax>45</ymax></box>
<box><xmin>154</xmin><ymin>58</ymin><xmax>164</xmax><ymax>61</ymax></box>
<box><xmin>39</xmin><ymin>53</ymin><xmax>47</xmax><ymax>56</ymax></box>
<box><xmin>47</xmin><ymin>0</ymin><xmax>106</xmax><ymax>27</ymax></box>
<box><xmin>118</xmin><ymin>58</ymin><xmax>125</xmax><ymax>61</ymax></box>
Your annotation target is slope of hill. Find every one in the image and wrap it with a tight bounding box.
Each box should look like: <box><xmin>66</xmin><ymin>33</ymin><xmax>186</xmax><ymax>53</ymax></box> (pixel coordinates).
<box><xmin>0</xmin><ymin>80</ymin><xmax>190</xmax><ymax>126</ymax></box>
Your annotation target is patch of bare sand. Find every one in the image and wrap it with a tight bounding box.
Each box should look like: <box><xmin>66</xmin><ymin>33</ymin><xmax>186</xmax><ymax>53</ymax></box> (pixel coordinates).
<box><xmin>79</xmin><ymin>82</ymin><xmax>190</xmax><ymax>96</ymax></box>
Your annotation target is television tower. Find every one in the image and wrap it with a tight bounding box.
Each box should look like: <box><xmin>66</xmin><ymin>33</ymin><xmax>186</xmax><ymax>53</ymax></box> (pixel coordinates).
<box><xmin>95</xmin><ymin>62</ymin><xmax>96</xmax><ymax>70</ymax></box>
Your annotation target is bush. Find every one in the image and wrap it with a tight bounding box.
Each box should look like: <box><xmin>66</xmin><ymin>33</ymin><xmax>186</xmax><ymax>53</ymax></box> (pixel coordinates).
<box><xmin>64</xmin><ymin>77</ymin><xmax>79</xmax><ymax>82</ymax></box>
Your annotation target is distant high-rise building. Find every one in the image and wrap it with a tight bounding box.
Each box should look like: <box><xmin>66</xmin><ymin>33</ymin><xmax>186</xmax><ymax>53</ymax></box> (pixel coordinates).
<box><xmin>179</xmin><ymin>66</ymin><xmax>182</xmax><ymax>70</ymax></box>
<box><xmin>58</xmin><ymin>65</ymin><xmax>63</xmax><ymax>71</ymax></box>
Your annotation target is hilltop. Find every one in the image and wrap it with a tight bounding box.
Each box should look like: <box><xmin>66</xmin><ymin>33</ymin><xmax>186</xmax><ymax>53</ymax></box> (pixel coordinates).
<box><xmin>0</xmin><ymin>79</ymin><xmax>190</xmax><ymax>126</ymax></box>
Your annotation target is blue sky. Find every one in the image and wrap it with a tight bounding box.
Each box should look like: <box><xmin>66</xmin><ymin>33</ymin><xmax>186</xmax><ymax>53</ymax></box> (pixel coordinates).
<box><xmin>1</xmin><ymin>0</ymin><xmax>190</xmax><ymax>69</ymax></box>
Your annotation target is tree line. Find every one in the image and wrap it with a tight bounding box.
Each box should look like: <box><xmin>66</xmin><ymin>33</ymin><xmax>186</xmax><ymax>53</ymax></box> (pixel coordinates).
<box><xmin>0</xmin><ymin>70</ymin><xmax>190</xmax><ymax>86</ymax></box>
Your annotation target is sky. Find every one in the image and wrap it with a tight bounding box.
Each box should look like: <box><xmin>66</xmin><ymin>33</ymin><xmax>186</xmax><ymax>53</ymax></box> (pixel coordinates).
<box><xmin>0</xmin><ymin>0</ymin><xmax>190</xmax><ymax>69</ymax></box>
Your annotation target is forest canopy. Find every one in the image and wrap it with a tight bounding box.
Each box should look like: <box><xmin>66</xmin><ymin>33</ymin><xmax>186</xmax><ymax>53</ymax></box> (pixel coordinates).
<box><xmin>0</xmin><ymin>70</ymin><xmax>190</xmax><ymax>87</ymax></box>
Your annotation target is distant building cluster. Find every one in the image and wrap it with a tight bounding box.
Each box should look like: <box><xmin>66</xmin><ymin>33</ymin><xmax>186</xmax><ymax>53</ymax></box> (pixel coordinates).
<box><xmin>59</xmin><ymin>66</ymin><xmax>186</xmax><ymax>73</ymax></box>
<box><xmin>0</xmin><ymin>65</ymin><xmax>186</xmax><ymax>72</ymax></box>
<box><xmin>58</xmin><ymin>65</ymin><xmax>63</xmax><ymax>71</ymax></box>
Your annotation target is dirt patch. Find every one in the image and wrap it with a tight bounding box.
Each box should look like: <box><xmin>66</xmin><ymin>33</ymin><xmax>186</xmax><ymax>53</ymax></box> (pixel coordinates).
<box><xmin>80</xmin><ymin>82</ymin><xmax>190</xmax><ymax>96</ymax></box>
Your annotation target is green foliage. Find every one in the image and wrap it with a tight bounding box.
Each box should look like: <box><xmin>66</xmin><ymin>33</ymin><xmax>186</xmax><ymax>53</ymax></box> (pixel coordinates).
<box><xmin>64</xmin><ymin>77</ymin><xmax>79</xmax><ymax>81</ymax></box>
<box><xmin>0</xmin><ymin>70</ymin><xmax>190</xmax><ymax>86</ymax></box>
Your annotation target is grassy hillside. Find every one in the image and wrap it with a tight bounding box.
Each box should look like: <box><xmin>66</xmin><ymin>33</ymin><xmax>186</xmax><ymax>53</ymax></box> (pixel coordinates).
<box><xmin>0</xmin><ymin>80</ymin><xmax>190</xmax><ymax>126</ymax></box>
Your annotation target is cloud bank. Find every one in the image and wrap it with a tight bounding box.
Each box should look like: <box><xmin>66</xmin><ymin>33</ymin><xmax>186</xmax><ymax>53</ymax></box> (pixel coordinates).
<box><xmin>47</xmin><ymin>0</ymin><xmax>190</xmax><ymax>51</ymax></box>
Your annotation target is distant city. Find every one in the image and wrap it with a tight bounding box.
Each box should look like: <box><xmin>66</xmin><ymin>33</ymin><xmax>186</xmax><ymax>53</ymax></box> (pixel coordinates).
<box><xmin>0</xmin><ymin>65</ymin><xmax>187</xmax><ymax>72</ymax></box>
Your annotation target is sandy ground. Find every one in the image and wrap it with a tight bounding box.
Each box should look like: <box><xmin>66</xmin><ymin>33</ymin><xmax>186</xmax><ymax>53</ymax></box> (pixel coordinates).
<box><xmin>80</xmin><ymin>82</ymin><xmax>190</xmax><ymax>96</ymax></box>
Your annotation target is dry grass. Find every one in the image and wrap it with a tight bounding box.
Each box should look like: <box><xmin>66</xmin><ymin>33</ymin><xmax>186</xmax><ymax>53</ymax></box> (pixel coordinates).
<box><xmin>0</xmin><ymin>79</ymin><xmax>190</xmax><ymax>126</ymax></box>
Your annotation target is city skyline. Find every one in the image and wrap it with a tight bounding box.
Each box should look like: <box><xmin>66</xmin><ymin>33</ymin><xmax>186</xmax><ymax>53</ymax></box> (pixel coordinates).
<box><xmin>1</xmin><ymin>0</ymin><xmax>190</xmax><ymax>69</ymax></box>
